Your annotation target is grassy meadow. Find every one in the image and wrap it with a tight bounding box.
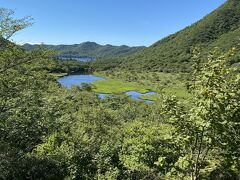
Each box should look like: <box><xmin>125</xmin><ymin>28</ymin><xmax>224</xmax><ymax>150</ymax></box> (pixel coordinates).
<box><xmin>92</xmin><ymin>71</ymin><xmax>191</xmax><ymax>100</ymax></box>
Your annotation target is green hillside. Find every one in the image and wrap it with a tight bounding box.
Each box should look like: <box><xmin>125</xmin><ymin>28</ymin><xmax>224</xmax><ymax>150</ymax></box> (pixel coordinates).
<box><xmin>111</xmin><ymin>0</ymin><xmax>240</xmax><ymax>72</ymax></box>
<box><xmin>23</xmin><ymin>41</ymin><xmax>145</xmax><ymax>59</ymax></box>
<box><xmin>2</xmin><ymin>4</ymin><xmax>240</xmax><ymax>179</ymax></box>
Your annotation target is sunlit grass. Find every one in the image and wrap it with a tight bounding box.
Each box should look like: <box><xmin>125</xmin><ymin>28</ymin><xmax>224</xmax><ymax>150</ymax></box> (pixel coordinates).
<box><xmin>141</xmin><ymin>87</ymin><xmax>191</xmax><ymax>101</ymax></box>
<box><xmin>92</xmin><ymin>79</ymin><xmax>152</xmax><ymax>94</ymax></box>
<box><xmin>92</xmin><ymin>71</ymin><xmax>192</xmax><ymax>101</ymax></box>
<box><xmin>140</xmin><ymin>94</ymin><xmax>158</xmax><ymax>101</ymax></box>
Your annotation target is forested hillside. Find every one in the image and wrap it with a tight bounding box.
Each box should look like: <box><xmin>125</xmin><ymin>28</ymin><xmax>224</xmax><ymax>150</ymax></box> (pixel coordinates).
<box><xmin>1</xmin><ymin>2</ymin><xmax>240</xmax><ymax>179</ymax></box>
<box><xmin>96</xmin><ymin>0</ymin><xmax>240</xmax><ymax>72</ymax></box>
<box><xmin>23</xmin><ymin>42</ymin><xmax>145</xmax><ymax>59</ymax></box>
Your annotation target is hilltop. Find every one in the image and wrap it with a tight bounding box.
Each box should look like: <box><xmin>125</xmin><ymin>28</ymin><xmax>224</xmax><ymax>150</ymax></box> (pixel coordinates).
<box><xmin>23</xmin><ymin>41</ymin><xmax>145</xmax><ymax>59</ymax></box>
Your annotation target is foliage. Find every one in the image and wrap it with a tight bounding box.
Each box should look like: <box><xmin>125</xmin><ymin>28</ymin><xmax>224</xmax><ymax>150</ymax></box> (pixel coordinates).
<box><xmin>1</xmin><ymin>6</ymin><xmax>240</xmax><ymax>180</ymax></box>
<box><xmin>0</xmin><ymin>8</ymin><xmax>32</xmax><ymax>40</ymax></box>
<box><xmin>158</xmin><ymin>48</ymin><xmax>240</xmax><ymax>179</ymax></box>
<box><xmin>29</xmin><ymin>56</ymin><xmax>90</xmax><ymax>74</ymax></box>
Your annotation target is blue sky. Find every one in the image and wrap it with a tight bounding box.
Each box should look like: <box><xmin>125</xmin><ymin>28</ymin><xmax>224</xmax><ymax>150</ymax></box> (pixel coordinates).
<box><xmin>1</xmin><ymin>0</ymin><xmax>226</xmax><ymax>46</ymax></box>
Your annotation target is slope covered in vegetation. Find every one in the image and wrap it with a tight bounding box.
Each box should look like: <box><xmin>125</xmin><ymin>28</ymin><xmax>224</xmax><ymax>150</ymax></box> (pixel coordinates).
<box><xmin>96</xmin><ymin>0</ymin><xmax>240</xmax><ymax>72</ymax></box>
<box><xmin>23</xmin><ymin>41</ymin><xmax>145</xmax><ymax>59</ymax></box>
<box><xmin>1</xmin><ymin>3</ymin><xmax>240</xmax><ymax>180</ymax></box>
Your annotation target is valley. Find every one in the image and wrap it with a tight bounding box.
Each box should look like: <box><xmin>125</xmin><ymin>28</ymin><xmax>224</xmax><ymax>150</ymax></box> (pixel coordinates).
<box><xmin>1</xmin><ymin>0</ymin><xmax>240</xmax><ymax>179</ymax></box>
<box><xmin>57</xmin><ymin>73</ymin><xmax>156</xmax><ymax>103</ymax></box>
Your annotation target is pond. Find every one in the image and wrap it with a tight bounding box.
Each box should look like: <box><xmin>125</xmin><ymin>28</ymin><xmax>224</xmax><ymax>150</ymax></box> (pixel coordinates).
<box><xmin>57</xmin><ymin>56</ymin><xmax>95</xmax><ymax>62</ymax></box>
<box><xmin>58</xmin><ymin>74</ymin><xmax>156</xmax><ymax>103</ymax></box>
<box><xmin>125</xmin><ymin>91</ymin><xmax>156</xmax><ymax>104</ymax></box>
<box><xmin>58</xmin><ymin>74</ymin><xmax>105</xmax><ymax>89</ymax></box>
<box><xmin>98</xmin><ymin>93</ymin><xmax>112</xmax><ymax>99</ymax></box>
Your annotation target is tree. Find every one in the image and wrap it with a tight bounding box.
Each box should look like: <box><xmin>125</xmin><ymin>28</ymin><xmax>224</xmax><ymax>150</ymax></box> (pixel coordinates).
<box><xmin>0</xmin><ymin>8</ymin><xmax>32</xmax><ymax>40</ymax></box>
<box><xmin>0</xmin><ymin>8</ymin><xmax>64</xmax><ymax>179</ymax></box>
<box><xmin>160</xmin><ymin>48</ymin><xmax>240</xmax><ymax>179</ymax></box>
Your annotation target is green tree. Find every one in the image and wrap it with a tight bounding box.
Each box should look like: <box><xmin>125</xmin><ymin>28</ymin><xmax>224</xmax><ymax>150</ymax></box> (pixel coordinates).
<box><xmin>0</xmin><ymin>8</ymin><xmax>32</xmax><ymax>41</ymax></box>
<box><xmin>160</xmin><ymin>48</ymin><xmax>240</xmax><ymax>179</ymax></box>
<box><xmin>0</xmin><ymin>8</ymin><xmax>65</xmax><ymax>179</ymax></box>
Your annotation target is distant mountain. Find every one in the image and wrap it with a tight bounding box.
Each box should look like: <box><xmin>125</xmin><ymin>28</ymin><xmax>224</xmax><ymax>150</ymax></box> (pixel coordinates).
<box><xmin>114</xmin><ymin>0</ymin><xmax>240</xmax><ymax>72</ymax></box>
<box><xmin>22</xmin><ymin>42</ymin><xmax>145</xmax><ymax>59</ymax></box>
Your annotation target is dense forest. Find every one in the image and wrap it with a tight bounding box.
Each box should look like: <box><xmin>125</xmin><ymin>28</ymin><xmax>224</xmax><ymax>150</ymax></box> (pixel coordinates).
<box><xmin>23</xmin><ymin>42</ymin><xmax>145</xmax><ymax>59</ymax></box>
<box><xmin>1</xmin><ymin>0</ymin><xmax>240</xmax><ymax>179</ymax></box>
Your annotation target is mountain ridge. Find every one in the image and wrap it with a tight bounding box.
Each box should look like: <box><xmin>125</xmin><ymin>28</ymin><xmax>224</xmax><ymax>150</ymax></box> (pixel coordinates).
<box><xmin>23</xmin><ymin>41</ymin><xmax>146</xmax><ymax>59</ymax></box>
<box><xmin>110</xmin><ymin>0</ymin><xmax>240</xmax><ymax>72</ymax></box>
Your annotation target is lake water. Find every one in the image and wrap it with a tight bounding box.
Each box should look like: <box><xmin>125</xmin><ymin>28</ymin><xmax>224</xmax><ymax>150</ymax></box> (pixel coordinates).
<box><xmin>98</xmin><ymin>93</ymin><xmax>112</xmax><ymax>99</ymax></box>
<box><xmin>57</xmin><ymin>56</ymin><xmax>95</xmax><ymax>62</ymax></box>
<box><xmin>58</xmin><ymin>74</ymin><xmax>155</xmax><ymax>103</ymax></box>
<box><xmin>58</xmin><ymin>74</ymin><xmax>105</xmax><ymax>89</ymax></box>
<box><xmin>125</xmin><ymin>91</ymin><xmax>156</xmax><ymax>100</ymax></box>
<box><xmin>125</xmin><ymin>91</ymin><xmax>156</xmax><ymax>104</ymax></box>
